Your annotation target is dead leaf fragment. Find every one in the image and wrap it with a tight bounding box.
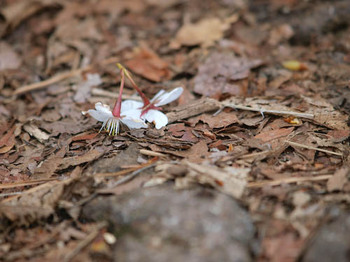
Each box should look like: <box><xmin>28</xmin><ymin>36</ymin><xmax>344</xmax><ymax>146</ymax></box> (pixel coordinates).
<box><xmin>0</xmin><ymin>42</ymin><xmax>22</xmax><ymax>70</ymax></box>
<box><xmin>0</xmin><ymin>0</ymin><xmax>60</xmax><ymax>37</ymax></box>
<box><xmin>0</xmin><ymin>177</ymin><xmax>94</xmax><ymax>226</ymax></box>
<box><xmin>23</xmin><ymin>124</ymin><xmax>50</xmax><ymax>143</ymax></box>
<box><xmin>188</xmin><ymin>111</ymin><xmax>239</xmax><ymax>128</ymax></box>
<box><xmin>171</xmin><ymin>17</ymin><xmax>236</xmax><ymax>48</ymax></box>
<box><xmin>58</xmin><ymin>149</ymin><xmax>104</xmax><ymax>170</ymax></box>
<box><xmin>194</xmin><ymin>52</ymin><xmax>262</xmax><ymax>97</ymax></box>
<box><xmin>125</xmin><ymin>47</ymin><xmax>171</xmax><ymax>82</ymax></box>
<box><xmin>186</xmin><ymin>161</ymin><xmax>249</xmax><ymax>198</ymax></box>
<box><xmin>255</xmin><ymin>127</ymin><xmax>294</xmax><ymax>143</ymax></box>
<box><xmin>327</xmin><ymin>168</ymin><xmax>349</xmax><ymax>192</ymax></box>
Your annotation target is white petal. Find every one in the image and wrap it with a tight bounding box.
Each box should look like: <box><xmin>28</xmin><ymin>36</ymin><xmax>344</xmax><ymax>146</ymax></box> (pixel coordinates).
<box><xmin>95</xmin><ymin>102</ymin><xmax>111</xmax><ymax>114</ymax></box>
<box><xmin>87</xmin><ymin>109</ymin><xmax>112</xmax><ymax>122</ymax></box>
<box><xmin>155</xmin><ymin>87</ymin><xmax>183</xmax><ymax>106</ymax></box>
<box><xmin>122</xmin><ymin>108</ymin><xmax>142</xmax><ymax>119</ymax></box>
<box><xmin>150</xmin><ymin>90</ymin><xmax>166</xmax><ymax>103</ymax></box>
<box><xmin>121</xmin><ymin>109</ymin><xmax>147</xmax><ymax>129</ymax></box>
<box><xmin>144</xmin><ymin>110</ymin><xmax>168</xmax><ymax>129</ymax></box>
<box><xmin>121</xmin><ymin>100</ymin><xmax>143</xmax><ymax>112</ymax></box>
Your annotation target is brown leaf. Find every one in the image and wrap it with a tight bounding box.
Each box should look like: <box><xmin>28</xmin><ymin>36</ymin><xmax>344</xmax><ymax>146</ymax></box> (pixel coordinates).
<box><xmin>0</xmin><ymin>177</ymin><xmax>94</xmax><ymax>226</ymax></box>
<box><xmin>185</xmin><ymin>161</ymin><xmax>249</xmax><ymax>199</ymax></box>
<box><xmin>188</xmin><ymin>111</ymin><xmax>239</xmax><ymax>128</ymax></box>
<box><xmin>58</xmin><ymin>149</ymin><xmax>104</xmax><ymax>170</ymax></box>
<box><xmin>0</xmin><ymin>42</ymin><xmax>22</xmax><ymax>70</ymax></box>
<box><xmin>255</xmin><ymin>127</ymin><xmax>294</xmax><ymax>143</ymax></box>
<box><xmin>0</xmin><ymin>0</ymin><xmax>59</xmax><ymax>37</ymax></box>
<box><xmin>125</xmin><ymin>47</ymin><xmax>171</xmax><ymax>82</ymax></box>
<box><xmin>194</xmin><ymin>52</ymin><xmax>262</xmax><ymax>97</ymax></box>
<box><xmin>32</xmin><ymin>147</ymin><xmax>66</xmax><ymax>179</ymax></box>
<box><xmin>173</xmin><ymin>140</ymin><xmax>210</xmax><ymax>163</ymax></box>
<box><xmin>327</xmin><ymin>167</ymin><xmax>349</xmax><ymax>192</ymax></box>
<box><xmin>171</xmin><ymin>17</ymin><xmax>237</xmax><ymax>48</ymax></box>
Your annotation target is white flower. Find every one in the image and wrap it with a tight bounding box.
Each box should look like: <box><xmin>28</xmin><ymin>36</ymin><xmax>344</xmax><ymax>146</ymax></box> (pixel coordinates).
<box><xmin>82</xmin><ymin>102</ymin><xmax>147</xmax><ymax>135</ymax></box>
<box><xmin>122</xmin><ymin>87</ymin><xmax>183</xmax><ymax>129</ymax></box>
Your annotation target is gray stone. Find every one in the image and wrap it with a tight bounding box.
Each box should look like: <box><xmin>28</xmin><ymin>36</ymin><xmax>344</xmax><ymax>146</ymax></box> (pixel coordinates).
<box><xmin>82</xmin><ymin>185</ymin><xmax>256</xmax><ymax>262</ymax></box>
<box><xmin>301</xmin><ymin>211</ymin><xmax>350</xmax><ymax>262</ymax></box>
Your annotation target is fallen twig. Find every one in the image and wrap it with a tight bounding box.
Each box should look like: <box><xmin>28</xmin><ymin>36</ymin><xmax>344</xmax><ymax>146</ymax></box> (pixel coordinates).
<box><xmin>63</xmin><ymin>222</ymin><xmax>107</xmax><ymax>262</ymax></box>
<box><xmin>139</xmin><ymin>149</ymin><xmax>167</xmax><ymax>158</ymax></box>
<box><xmin>14</xmin><ymin>56</ymin><xmax>121</xmax><ymax>95</ymax></box>
<box><xmin>95</xmin><ymin>160</ymin><xmax>156</xmax><ymax>178</ymax></box>
<box><xmin>248</xmin><ymin>174</ymin><xmax>332</xmax><ymax>188</ymax></box>
<box><xmin>222</xmin><ymin>101</ymin><xmax>314</xmax><ymax>119</ymax></box>
<box><xmin>0</xmin><ymin>178</ymin><xmax>58</xmax><ymax>189</ymax></box>
<box><xmin>286</xmin><ymin>140</ymin><xmax>343</xmax><ymax>156</ymax></box>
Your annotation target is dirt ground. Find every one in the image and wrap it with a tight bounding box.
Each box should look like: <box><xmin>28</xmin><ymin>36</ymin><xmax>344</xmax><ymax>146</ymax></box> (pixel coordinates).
<box><xmin>0</xmin><ymin>0</ymin><xmax>350</xmax><ymax>261</ymax></box>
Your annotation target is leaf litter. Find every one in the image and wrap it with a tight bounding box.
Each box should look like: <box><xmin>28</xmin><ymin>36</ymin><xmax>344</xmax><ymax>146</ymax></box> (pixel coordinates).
<box><xmin>1</xmin><ymin>0</ymin><xmax>350</xmax><ymax>261</ymax></box>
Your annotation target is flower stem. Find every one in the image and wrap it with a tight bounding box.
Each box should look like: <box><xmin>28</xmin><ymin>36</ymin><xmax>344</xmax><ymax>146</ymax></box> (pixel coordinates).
<box><xmin>112</xmin><ymin>69</ymin><xmax>125</xmax><ymax>117</ymax></box>
<box><xmin>117</xmin><ymin>63</ymin><xmax>151</xmax><ymax>106</ymax></box>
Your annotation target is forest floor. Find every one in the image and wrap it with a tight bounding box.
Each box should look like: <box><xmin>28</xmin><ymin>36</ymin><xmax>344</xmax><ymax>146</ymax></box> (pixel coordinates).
<box><xmin>0</xmin><ymin>0</ymin><xmax>350</xmax><ymax>261</ymax></box>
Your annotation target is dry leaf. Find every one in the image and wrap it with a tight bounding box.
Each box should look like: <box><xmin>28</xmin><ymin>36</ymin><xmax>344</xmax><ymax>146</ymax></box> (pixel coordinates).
<box><xmin>188</xmin><ymin>111</ymin><xmax>239</xmax><ymax>128</ymax></box>
<box><xmin>0</xmin><ymin>177</ymin><xmax>94</xmax><ymax>226</ymax></box>
<box><xmin>194</xmin><ymin>52</ymin><xmax>262</xmax><ymax>97</ymax></box>
<box><xmin>0</xmin><ymin>42</ymin><xmax>22</xmax><ymax>70</ymax></box>
<box><xmin>327</xmin><ymin>168</ymin><xmax>349</xmax><ymax>192</ymax></box>
<box><xmin>255</xmin><ymin>127</ymin><xmax>294</xmax><ymax>143</ymax></box>
<box><xmin>23</xmin><ymin>124</ymin><xmax>50</xmax><ymax>143</ymax></box>
<box><xmin>186</xmin><ymin>161</ymin><xmax>249</xmax><ymax>198</ymax></box>
<box><xmin>0</xmin><ymin>0</ymin><xmax>59</xmax><ymax>36</ymax></box>
<box><xmin>125</xmin><ymin>47</ymin><xmax>171</xmax><ymax>82</ymax></box>
<box><xmin>58</xmin><ymin>149</ymin><xmax>104</xmax><ymax>170</ymax></box>
<box><xmin>171</xmin><ymin>17</ymin><xmax>236</xmax><ymax>48</ymax></box>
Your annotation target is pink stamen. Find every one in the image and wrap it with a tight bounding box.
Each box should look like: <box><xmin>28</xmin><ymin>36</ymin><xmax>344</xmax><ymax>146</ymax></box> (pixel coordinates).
<box><xmin>112</xmin><ymin>69</ymin><xmax>125</xmax><ymax>117</ymax></box>
<box><xmin>125</xmin><ymin>74</ymin><xmax>151</xmax><ymax>107</ymax></box>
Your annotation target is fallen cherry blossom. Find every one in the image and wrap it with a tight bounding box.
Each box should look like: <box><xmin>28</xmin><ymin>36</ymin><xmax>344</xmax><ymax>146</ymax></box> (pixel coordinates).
<box><xmin>117</xmin><ymin>63</ymin><xmax>183</xmax><ymax>129</ymax></box>
<box><xmin>122</xmin><ymin>87</ymin><xmax>183</xmax><ymax>129</ymax></box>
<box><xmin>82</xmin><ymin>69</ymin><xmax>147</xmax><ymax>135</ymax></box>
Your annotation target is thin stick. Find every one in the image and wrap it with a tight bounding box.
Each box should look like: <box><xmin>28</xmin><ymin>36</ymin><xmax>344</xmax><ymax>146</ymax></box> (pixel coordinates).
<box><xmin>112</xmin><ymin>163</ymin><xmax>156</xmax><ymax>187</ymax></box>
<box><xmin>95</xmin><ymin>161</ymin><xmax>156</xmax><ymax>178</ymax></box>
<box><xmin>222</xmin><ymin>102</ymin><xmax>314</xmax><ymax>119</ymax></box>
<box><xmin>14</xmin><ymin>68</ymin><xmax>87</xmax><ymax>95</ymax></box>
<box><xmin>239</xmin><ymin>150</ymin><xmax>271</xmax><ymax>159</ymax></box>
<box><xmin>286</xmin><ymin>140</ymin><xmax>343</xmax><ymax>156</ymax></box>
<box><xmin>140</xmin><ymin>149</ymin><xmax>167</xmax><ymax>157</ymax></box>
<box><xmin>63</xmin><ymin>222</ymin><xmax>107</xmax><ymax>262</ymax></box>
<box><xmin>0</xmin><ymin>178</ymin><xmax>58</xmax><ymax>189</ymax></box>
<box><xmin>14</xmin><ymin>57</ymin><xmax>121</xmax><ymax>95</ymax></box>
<box><xmin>248</xmin><ymin>174</ymin><xmax>332</xmax><ymax>188</ymax></box>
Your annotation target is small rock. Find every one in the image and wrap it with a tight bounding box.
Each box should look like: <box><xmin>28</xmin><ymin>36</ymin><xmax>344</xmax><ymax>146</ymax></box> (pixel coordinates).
<box><xmin>82</xmin><ymin>185</ymin><xmax>256</xmax><ymax>262</ymax></box>
<box><xmin>301</xmin><ymin>211</ymin><xmax>350</xmax><ymax>262</ymax></box>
